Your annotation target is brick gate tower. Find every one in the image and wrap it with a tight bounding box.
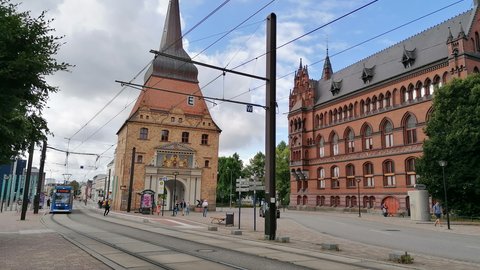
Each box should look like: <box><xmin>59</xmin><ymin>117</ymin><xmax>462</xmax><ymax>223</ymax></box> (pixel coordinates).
<box><xmin>113</xmin><ymin>0</ymin><xmax>221</xmax><ymax>212</ymax></box>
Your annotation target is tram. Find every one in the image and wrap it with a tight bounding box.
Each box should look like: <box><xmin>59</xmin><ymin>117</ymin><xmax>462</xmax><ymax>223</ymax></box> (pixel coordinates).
<box><xmin>50</xmin><ymin>185</ymin><xmax>73</xmax><ymax>213</ymax></box>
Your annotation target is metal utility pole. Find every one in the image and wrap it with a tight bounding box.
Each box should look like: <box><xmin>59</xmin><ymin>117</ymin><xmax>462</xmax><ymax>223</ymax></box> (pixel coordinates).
<box><xmin>106</xmin><ymin>168</ymin><xmax>111</xmax><ymax>201</ymax></box>
<box><xmin>21</xmin><ymin>142</ymin><xmax>35</xmax><ymax>220</ymax></box>
<box><xmin>34</xmin><ymin>140</ymin><xmax>47</xmax><ymax>214</ymax></box>
<box><xmin>265</xmin><ymin>13</ymin><xmax>277</xmax><ymax>241</ymax></box>
<box><xmin>127</xmin><ymin>147</ymin><xmax>136</xmax><ymax>212</ymax></box>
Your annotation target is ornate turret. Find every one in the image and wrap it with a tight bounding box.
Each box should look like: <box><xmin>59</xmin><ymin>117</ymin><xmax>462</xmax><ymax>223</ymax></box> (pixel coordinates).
<box><xmin>144</xmin><ymin>0</ymin><xmax>198</xmax><ymax>83</ymax></box>
<box><xmin>290</xmin><ymin>58</ymin><xmax>315</xmax><ymax>110</ymax></box>
<box><xmin>321</xmin><ymin>48</ymin><xmax>333</xmax><ymax>80</ymax></box>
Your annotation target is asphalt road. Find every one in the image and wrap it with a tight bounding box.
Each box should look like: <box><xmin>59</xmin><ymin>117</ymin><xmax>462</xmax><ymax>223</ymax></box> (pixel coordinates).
<box><xmin>285</xmin><ymin>211</ymin><xmax>480</xmax><ymax>264</ymax></box>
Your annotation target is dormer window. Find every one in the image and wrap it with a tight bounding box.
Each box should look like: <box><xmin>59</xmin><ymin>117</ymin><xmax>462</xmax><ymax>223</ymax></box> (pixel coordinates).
<box><xmin>361</xmin><ymin>65</ymin><xmax>375</xmax><ymax>84</ymax></box>
<box><xmin>402</xmin><ymin>47</ymin><xmax>416</xmax><ymax>68</ymax></box>
<box><xmin>330</xmin><ymin>80</ymin><xmax>342</xmax><ymax>96</ymax></box>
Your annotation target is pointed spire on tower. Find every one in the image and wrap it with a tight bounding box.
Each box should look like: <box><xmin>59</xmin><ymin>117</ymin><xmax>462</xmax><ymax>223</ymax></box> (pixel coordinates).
<box><xmin>321</xmin><ymin>47</ymin><xmax>333</xmax><ymax>80</ymax></box>
<box><xmin>145</xmin><ymin>0</ymin><xmax>198</xmax><ymax>83</ymax></box>
<box><xmin>458</xmin><ymin>22</ymin><xmax>466</xmax><ymax>39</ymax></box>
<box><xmin>447</xmin><ymin>27</ymin><xmax>453</xmax><ymax>43</ymax></box>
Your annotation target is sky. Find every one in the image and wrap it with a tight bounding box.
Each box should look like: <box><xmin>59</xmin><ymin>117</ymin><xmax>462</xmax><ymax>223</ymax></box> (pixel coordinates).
<box><xmin>11</xmin><ymin>0</ymin><xmax>474</xmax><ymax>183</ymax></box>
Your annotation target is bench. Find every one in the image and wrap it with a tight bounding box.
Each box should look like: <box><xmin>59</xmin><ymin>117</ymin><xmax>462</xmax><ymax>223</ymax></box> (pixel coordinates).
<box><xmin>210</xmin><ymin>216</ymin><xmax>225</xmax><ymax>224</ymax></box>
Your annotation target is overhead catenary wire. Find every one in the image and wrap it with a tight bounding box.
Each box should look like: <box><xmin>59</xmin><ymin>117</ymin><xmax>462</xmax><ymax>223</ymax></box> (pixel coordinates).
<box><xmin>227</xmin><ymin>0</ymin><xmax>467</xmax><ymax>105</ymax></box>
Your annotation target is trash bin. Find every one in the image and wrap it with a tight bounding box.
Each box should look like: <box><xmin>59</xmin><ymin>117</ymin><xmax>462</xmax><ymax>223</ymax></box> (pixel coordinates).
<box><xmin>225</xmin><ymin>212</ymin><xmax>234</xmax><ymax>226</ymax></box>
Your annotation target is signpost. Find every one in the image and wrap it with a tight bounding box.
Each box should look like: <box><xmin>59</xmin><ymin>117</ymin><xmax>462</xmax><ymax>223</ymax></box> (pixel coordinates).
<box><xmin>236</xmin><ymin>178</ymin><xmax>249</xmax><ymax>229</ymax></box>
<box><xmin>161</xmin><ymin>176</ymin><xmax>167</xmax><ymax>216</ymax></box>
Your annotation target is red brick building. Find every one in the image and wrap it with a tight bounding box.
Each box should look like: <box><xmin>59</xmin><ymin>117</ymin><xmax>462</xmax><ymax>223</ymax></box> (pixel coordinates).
<box><xmin>288</xmin><ymin>1</ymin><xmax>480</xmax><ymax>215</ymax></box>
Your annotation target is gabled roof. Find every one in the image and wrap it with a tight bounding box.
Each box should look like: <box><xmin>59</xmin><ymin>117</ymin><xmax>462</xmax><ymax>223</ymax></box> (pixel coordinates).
<box><xmin>314</xmin><ymin>8</ymin><xmax>476</xmax><ymax>105</ymax></box>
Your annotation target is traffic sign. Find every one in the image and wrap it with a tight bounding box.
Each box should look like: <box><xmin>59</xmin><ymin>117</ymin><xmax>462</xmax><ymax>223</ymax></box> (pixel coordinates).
<box><xmin>236</xmin><ymin>188</ymin><xmax>250</xmax><ymax>192</ymax></box>
<box><xmin>236</xmin><ymin>178</ymin><xmax>248</xmax><ymax>183</ymax></box>
<box><xmin>236</xmin><ymin>183</ymin><xmax>249</xmax><ymax>188</ymax></box>
<box><xmin>162</xmin><ymin>176</ymin><xmax>168</xmax><ymax>181</ymax></box>
<box><xmin>250</xmin><ymin>186</ymin><xmax>265</xmax><ymax>191</ymax></box>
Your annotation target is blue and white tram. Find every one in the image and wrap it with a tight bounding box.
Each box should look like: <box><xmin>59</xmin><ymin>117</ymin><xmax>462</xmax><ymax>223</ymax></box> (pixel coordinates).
<box><xmin>50</xmin><ymin>186</ymin><xmax>73</xmax><ymax>213</ymax></box>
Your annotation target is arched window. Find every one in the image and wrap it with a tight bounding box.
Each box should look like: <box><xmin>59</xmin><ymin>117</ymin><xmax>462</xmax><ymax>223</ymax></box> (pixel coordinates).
<box><xmin>317</xmin><ymin>167</ymin><xmax>325</xmax><ymax>189</ymax></box>
<box><xmin>139</xmin><ymin>127</ymin><xmax>148</xmax><ymax>140</ymax></box>
<box><xmin>404</xmin><ymin>114</ymin><xmax>417</xmax><ymax>144</ymax></box>
<box><xmin>363</xmin><ymin>162</ymin><xmax>374</xmax><ymax>187</ymax></box>
<box><xmin>382</xmin><ymin>120</ymin><xmax>394</xmax><ymax>148</ymax></box>
<box><xmin>297</xmin><ymin>195</ymin><xmax>301</xmax><ymax>205</ymax></box>
<box><xmin>331</xmin><ymin>133</ymin><xmax>339</xmax><ymax>156</ymax></box>
<box><xmin>319</xmin><ymin>114</ymin><xmax>324</xmax><ymax>127</ymax></box>
<box><xmin>345</xmin><ymin>128</ymin><xmax>355</xmax><ymax>153</ymax></box>
<box><xmin>348</xmin><ymin>104</ymin><xmax>354</xmax><ymax>118</ymax></box>
<box><xmin>346</xmin><ymin>196</ymin><xmax>351</xmax><ymax>208</ymax></box>
<box><xmin>346</xmin><ymin>164</ymin><xmax>355</xmax><ymax>188</ymax></box>
<box><xmin>416</xmin><ymin>81</ymin><xmax>423</xmax><ymax>99</ymax></box>
<box><xmin>405</xmin><ymin>157</ymin><xmax>417</xmax><ymax>186</ymax></box>
<box><xmin>372</xmin><ymin>96</ymin><xmax>378</xmax><ymax>111</ymax></box>
<box><xmin>330</xmin><ymin>196</ymin><xmax>336</xmax><ymax>206</ymax></box>
<box><xmin>378</xmin><ymin>94</ymin><xmax>384</xmax><ymax>109</ymax></box>
<box><xmin>331</xmin><ymin>166</ymin><xmax>340</xmax><ymax>189</ymax></box>
<box><xmin>400</xmin><ymin>86</ymin><xmax>407</xmax><ymax>103</ymax></box>
<box><xmin>432</xmin><ymin>75</ymin><xmax>441</xmax><ymax>94</ymax></box>
<box><xmin>385</xmin><ymin>91</ymin><xmax>392</xmax><ymax>107</ymax></box>
<box><xmin>383</xmin><ymin>160</ymin><xmax>396</xmax><ymax>187</ymax></box>
<box><xmin>362</xmin><ymin>124</ymin><xmax>373</xmax><ymax>150</ymax></box>
<box><xmin>365</xmin><ymin>98</ymin><xmax>371</xmax><ymax>113</ymax></box>
<box><xmin>318</xmin><ymin>136</ymin><xmax>325</xmax><ymax>157</ymax></box>
<box><xmin>424</xmin><ymin>78</ymin><xmax>431</xmax><ymax>96</ymax></box>
<box><xmin>303</xmin><ymin>195</ymin><xmax>308</xmax><ymax>205</ymax></box>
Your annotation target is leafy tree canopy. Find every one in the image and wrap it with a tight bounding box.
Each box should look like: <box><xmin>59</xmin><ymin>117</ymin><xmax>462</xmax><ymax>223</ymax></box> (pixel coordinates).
<box><xmin>416</xmin><ymin>74</ymin><xmax>480</xmax><ymax>216</ymax></box>
<box><xmin>275</xmin><ymin>141</ymin><xmax>290</xmax><ymax>206</ymax></box>
<box><xmin>0</xmin><ymin>0</ymin><xmax>71</xmax><ymax>163</ymax></box>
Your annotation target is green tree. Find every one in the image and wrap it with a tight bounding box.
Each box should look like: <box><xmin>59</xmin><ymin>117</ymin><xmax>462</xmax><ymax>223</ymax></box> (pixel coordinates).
<box><xmin>276</xmin><ymin>141</ymin><xmax>290</xmax><ymax>206</ymax></box>
<box><xmin>0</xmin><ymin>0</ymin><xmax>71</xmax><ymax>163</ymax></box>
<box><xmin>216</xmin><ymin>153</ymin><xmax>243</xmax><ymax>205</ymax></box>
<box><xmin>69</xmin><ymin>180</ymin><xmax>80</xmax><ymax>197</ymax></box>
<box><xmin>242</xmin><ymin>151</ymin><xmax>265</xmax><ymax>201</ymax></box>
<box><xmin>416</xmin><ymin>74</ymin><xmax>480</xmax><ymax>216</ymax></box>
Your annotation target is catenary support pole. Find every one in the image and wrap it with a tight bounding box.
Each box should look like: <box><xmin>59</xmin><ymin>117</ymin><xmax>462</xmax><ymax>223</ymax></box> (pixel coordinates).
<box><xmin>265</xmin><ymin>12</ymin><xmax>277</xmax><ymax>241</ymax></box>
<box><xmin>21</xmin><ymin>142</ymin><xmax>35</xmax><ymax>220</ymax></box>
<box><xmin>34</xmin><ymin>140</ymin><xmax>47</xmax><ymax>214</ymax></box>
<box><xmin>127</xmin><ymin>147</ymin><xmax>136</xmax><ymax>212</ymax></box>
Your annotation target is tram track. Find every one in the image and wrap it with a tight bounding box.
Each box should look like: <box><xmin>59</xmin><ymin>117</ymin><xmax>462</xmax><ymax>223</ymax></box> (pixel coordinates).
<box><xmin>43</xmin><ymin>210</ymin><xmax>308</xmax><ymax>270</ymax></box>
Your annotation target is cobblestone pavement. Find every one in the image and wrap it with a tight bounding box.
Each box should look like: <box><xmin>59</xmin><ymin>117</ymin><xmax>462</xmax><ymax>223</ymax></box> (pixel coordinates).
<box><xmin>0</xmin><ymin>209</ymin><xmax>111</xmax><ymax>270</ymax></box>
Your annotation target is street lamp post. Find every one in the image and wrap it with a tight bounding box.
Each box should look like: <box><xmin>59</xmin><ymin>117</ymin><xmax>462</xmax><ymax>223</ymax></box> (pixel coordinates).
<box><xmin>173</xmin><ymin>171</ymin><xmax>178</xmax><ymax>216</ymax></box>
<box><xmin>438</xmin><ymin>161</ymin><xmax>450</xmax><ymax>229</ymax></box>
<box><xmin>356</xmin><ymin>178</ymin><xmax>361</xmax><ymax>217</ymax></box>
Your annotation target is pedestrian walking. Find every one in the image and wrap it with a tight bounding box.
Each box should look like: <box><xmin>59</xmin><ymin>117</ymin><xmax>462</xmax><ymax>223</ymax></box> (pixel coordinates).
<box><xmin>433</xmin><ymin>202</ymin><xmax>442</xmax><ymax>226</ymax></box>
<box><xmin>202</xmin><ymin>199</ymin><xmax>208</xmax><ymax>217</ymax></box>
<box><xmin>185</xmin><ymin>201</ymin><xmax>190</xmax><ymax>215</ymax></box>
<box><xmin>156</xmin><ymin>201</ymin><xmax>161</xmax><ymax>215</ymax></box>
<box><xmin>103</xmin><ymin>200</ymin><xmax>110</xmax><ymax>216</ymax></box>
<box><xmin>381</xmin><ymin>203</ymin><xmax>388</xmax><ymax>217</ymax></box>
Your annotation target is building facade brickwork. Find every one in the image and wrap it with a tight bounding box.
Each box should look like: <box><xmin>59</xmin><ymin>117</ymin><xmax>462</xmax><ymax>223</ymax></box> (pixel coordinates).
<box><xmin>288</xmin><ymin>2</ymin><xmax>480</xmax><ymax>215</ymax></box>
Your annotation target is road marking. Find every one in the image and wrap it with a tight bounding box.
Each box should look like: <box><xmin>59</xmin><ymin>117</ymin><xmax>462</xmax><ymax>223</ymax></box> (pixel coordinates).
<box><xmin>162</xmin><ymin>219</ymin><xmax>203</xmax><ymax>228</ymax></box>
<box><xmin>19</xmin><ymin>229</ymin><xmax>55</xmax><ymax>234</ymax></box>
<box><xmin>369</xmin><ymin>229</ymin><xmax>391</xmax><ymax>235</ymax></box>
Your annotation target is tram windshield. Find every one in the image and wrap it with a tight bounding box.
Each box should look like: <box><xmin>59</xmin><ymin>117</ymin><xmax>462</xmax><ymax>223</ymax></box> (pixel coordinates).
<box><xmin>54</xmin><ymin>193</ymin><xmax>71</xmax><ymax>204</ymax></box>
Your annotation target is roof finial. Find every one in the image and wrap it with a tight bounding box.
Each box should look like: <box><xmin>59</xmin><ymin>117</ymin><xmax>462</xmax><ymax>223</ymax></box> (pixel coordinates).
<box><xmin>299</xmin><ymin>58</ymin><xmax>303</xmax><ymax>69</ymax></box>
